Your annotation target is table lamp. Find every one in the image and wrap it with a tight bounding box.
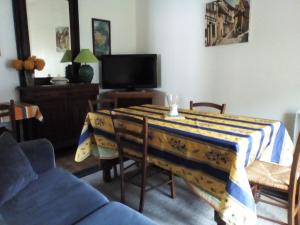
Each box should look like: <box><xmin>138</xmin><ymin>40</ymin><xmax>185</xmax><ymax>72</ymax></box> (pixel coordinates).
<box><xmin>60</xmin><ymin>50</ymin><xmax>73</xmax><ymax>81</ymax></box>
<box><xmin>74</xmin><ymin>49</ymin><xmax>99</xmax><ymax>83</ymax></box>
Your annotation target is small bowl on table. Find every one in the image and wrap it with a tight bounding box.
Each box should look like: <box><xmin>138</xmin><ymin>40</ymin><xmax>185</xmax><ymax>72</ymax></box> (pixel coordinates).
<box><xmin>50</xmin><ymin>77</ymin><xmax>69</xmax><ymax>85</ymax></box>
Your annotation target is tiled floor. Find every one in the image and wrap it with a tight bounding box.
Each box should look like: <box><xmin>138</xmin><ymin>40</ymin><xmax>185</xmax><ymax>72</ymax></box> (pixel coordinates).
<box><xmin>83</xmin><ymin>171</ymin><xmax>287</xmax><ymax>225</ymax></box>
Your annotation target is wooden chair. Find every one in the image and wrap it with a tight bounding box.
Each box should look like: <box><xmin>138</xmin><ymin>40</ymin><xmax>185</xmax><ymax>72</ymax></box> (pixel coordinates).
<box><xmin>111</xmin><ymin>113</ymin><xmax>176</xmax><ymax>212</ymax></box>
<box><xmin>88</xmin><ymin>97</ymin><xmax>116</xmax><ymax>112</ymax></box>
<box><xmin>246</xmin><ymin>134</ymin><xmax>300</xmax><ymax>225</ymax></box>
<box><xmin>88</xmin><ymin>97</ymin><xmax>117</xmax><ymax>181</ymax></box>
<box><xmin>189</xmin><ymin>101</ymin><xmax>226</xmax><ymax>114</ymax></box>
<box><xmin>0</xmin><ymin>100</ymin><xmax>17</xmax><ymax>139</ymax></box>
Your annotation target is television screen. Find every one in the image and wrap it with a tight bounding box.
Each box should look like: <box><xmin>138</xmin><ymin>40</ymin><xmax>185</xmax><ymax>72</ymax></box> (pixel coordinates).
<box><xmin>101</xmin><ymin>54</ymin><xmax>157</xmax><ymax>89</ymax></box>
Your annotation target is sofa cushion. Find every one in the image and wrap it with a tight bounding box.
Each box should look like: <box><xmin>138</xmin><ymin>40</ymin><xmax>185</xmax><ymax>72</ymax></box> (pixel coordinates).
<box><xmin>0</xmin><ymin>132</ymin><xmax>38</xmax><ymax>206</ymax></box>
<box><xmin>75</xmin><ymin>202</ymin><xmax>157</xmax><ymax>225</ymax></box>
<box><xmin>0</xmin><ymin>168</ymin><xmax>109</xmax><ymax>225</ymax></box>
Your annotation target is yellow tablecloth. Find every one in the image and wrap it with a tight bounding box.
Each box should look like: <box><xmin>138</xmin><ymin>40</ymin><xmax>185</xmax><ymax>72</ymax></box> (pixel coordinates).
<box><xmin>75</xmin><ymin>105</ymin><xmax>294</xmax><ymax>225</ymax></box>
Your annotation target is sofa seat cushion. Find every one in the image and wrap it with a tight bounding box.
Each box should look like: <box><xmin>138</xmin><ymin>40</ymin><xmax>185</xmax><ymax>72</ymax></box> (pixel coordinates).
<box><xmin>0</xmin><ymin>168</ymin><xmax>109</xmax><ymax>225</ymax></box>
<box><xmin>75</xmin><ymin>202</ymin><xmax>157</xmax><ymax>225</ymax></box>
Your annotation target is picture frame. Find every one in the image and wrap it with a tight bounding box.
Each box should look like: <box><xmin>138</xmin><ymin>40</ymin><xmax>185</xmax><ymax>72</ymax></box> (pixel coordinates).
<box><xmin>92</xmin><ymin>18</ymin><xmax>111</xmax><ymax>58</ymax></box>
<box><xmin>56</xmin><ymin>27</ymin><xmax>70</xmax><ymax>52</ymax></box>
<box><xmin>205</xmin><ymin>0</ymin><xmax>250</xmax><ymax>47</ymax></box>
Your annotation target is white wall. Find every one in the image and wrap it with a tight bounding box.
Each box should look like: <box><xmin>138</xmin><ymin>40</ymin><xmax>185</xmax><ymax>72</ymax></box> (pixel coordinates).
<box><xmin>27</xmin><ymin>0</ymin><xmax>70</xmax><ymax>77</ymax></box>
<box><xmin>0</xmin><ymin>0</ymin><xmax>18</xmax><ymax>102</ymax></box>
<box><xmin>136</xmin><ymin>0</ymin><xmax>214</xmax><ymax>107</ymax></box>
<box><xmin>208</xmin><ymin>0</ymin><xmax>300</xmax><ymax>134</ymax></box>
<box><xmin>79</xmin><ymin>0</ymin><xmax>137</xmax><ymax>84</ymax></box>
<box><xmin>136</xmin><ymin>0</ymin><xmax>300</xmax><ymax>134</ymax></box>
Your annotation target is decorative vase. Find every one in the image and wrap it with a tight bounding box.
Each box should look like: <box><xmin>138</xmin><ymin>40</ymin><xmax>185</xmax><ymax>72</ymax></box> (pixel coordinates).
<box><xmin>25</xmin><ymin>71</ymin><xmax>35</xmax><ymax>87</ymax></box>
<box><xmin>78</xmin><ymin>64</ymin><xmax>94</xmax><ymax>83</ymax></box>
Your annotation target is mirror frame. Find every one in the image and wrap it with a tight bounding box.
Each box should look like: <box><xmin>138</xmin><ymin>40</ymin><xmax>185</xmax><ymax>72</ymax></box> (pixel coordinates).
<box><xmin>12</xmin><ymin>0</ymin><xmax>80</xmax><ymax>87</ymax></box>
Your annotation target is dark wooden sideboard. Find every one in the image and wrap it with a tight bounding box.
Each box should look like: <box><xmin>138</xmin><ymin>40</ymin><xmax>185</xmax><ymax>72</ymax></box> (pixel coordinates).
<box><xmin>19</xmin><ymin>84</ymin><xmax>99</xmax><ymax>153</ymax></box>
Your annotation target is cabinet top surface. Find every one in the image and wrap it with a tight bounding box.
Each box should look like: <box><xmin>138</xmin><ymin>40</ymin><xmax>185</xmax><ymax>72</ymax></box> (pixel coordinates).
<box><xmin>107</xmin><ymin>90</ymin><xmax>155</xmax><ymax>95</ymax></box>
<box><xmin>19</xmin><ymin>83</ymin><xmax>99</xmax><ymax>91</ymax></box>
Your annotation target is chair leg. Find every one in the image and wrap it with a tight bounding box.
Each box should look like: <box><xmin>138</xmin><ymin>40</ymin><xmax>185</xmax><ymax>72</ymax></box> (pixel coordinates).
<box><xmin>119</xmin><ymin>156</ymin><xmax>125</xmax><ymax>203</ymax></box>
<box><xmin>113</xmin><ymin>165</ymin><xmax>118</xmax><ymax>178</ymax></box>
<box><xmin>251</xmin><ymin>184</ymin><xmax>260</xmax><ymax>203</ymax></box>
<box><xmin>288</xmin><ymin>212</ymin><xmax>295</xmax><ymax>225</ymax></box>
<box><xmin>288</xmin><ymin>197</ymin><xmax>298</xmax><ymax>225</ymax></box>
<box><xmin>139</xmin><ymin>164</ymin><xmax>148</xmax><ymax>213</ymax></box>
<box><xmin>296</xmin><ymin>210</ymin><xmax>300</xmax><ymax>225</ymax></box>
<box><xmin>169</xmin><ymin>172</ymin><xmax>176</xmax><ymax>199</ymax></box>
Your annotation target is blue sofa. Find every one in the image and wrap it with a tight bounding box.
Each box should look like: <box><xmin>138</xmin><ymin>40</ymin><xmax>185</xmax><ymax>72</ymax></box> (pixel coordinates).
<box><xmin>0</xmin><ymin>139</ymin><xmax>157</xmax><ymax>225</ymax></box>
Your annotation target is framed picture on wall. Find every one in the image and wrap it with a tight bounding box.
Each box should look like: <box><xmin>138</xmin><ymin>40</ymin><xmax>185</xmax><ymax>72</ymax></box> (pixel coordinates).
<box><xmin>56</xmin><ymin>27</ymin><xmax>70</xmax><ymax>52</ymax></box>
<box><xmin>92</xmin><ymin>18</ymin><xmax>111</xmax><ymax>58</ymax></box>
<box><xmin>205</xmin><ymin>0</ymin><xmax>250</xmax><ymax>47</ymax></box>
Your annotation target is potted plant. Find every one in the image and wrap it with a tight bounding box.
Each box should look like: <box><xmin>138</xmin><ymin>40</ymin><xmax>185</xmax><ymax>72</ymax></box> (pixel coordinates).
<box><xmin>12</xmin><ymin>56</ymin><xmax>45</xmax><ymax>86</ymax></box>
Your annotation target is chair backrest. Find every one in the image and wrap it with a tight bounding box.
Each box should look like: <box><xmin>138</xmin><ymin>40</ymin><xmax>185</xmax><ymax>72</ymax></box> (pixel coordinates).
<box><xmin>88</xmin><ymin>97</ymin><xmax>116</xmax><ymax>112</ymax></box>
<box><xmin>111</xmin><ymin>113</ymin><xmax>149</xmax><ymax>163</ymax></box>
<box><xmin>288</xmin><ymin>133</ymin><xmax>300</xmax><ymax>218</ymax></box>
<box><xmin>0</xmin><ymin>100</ymin><xmax>16</xmax><ymax>138</ymax></box>
<box><xmin>189</xmin><ymin>101</ymin><xmax>226</xmax><ymax>114</ymax></box>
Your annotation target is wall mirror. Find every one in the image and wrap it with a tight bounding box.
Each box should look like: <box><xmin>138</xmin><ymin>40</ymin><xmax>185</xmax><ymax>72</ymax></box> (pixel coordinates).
<box><xmin>12</xmin><ymin>0</ymin><xmax>80</xmax><ymax>86</ymax></box>
<box><xmin>26</xmin><ymin>0</ymin><xmax>70</xmax><ymax>77</ymax></box>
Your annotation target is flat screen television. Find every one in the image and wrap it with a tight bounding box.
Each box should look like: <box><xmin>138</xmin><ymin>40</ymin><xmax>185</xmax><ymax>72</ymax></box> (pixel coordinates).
<box><xmin>101</xmin><ymin>54</ymin><xmax>157</xmax><ymax>89</ymax></box>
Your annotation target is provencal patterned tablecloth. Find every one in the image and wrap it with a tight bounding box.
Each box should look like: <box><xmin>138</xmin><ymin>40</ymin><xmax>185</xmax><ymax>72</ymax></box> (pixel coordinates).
<box><xmin>0</xmin><ymin>102</ymin><xmax>43</xmax><ymax>122</ymax></box>
<box><xmin>75</xmin><ymin>104</ymin><xmax>294</xmax><ymax>225</ymax></box>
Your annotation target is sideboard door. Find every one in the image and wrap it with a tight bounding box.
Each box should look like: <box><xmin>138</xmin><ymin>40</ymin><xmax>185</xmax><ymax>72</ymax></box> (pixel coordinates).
<box><xmin>19</xmin><ymin>84</ymin><xmax>99</xmax><ymax>153</ymax></box>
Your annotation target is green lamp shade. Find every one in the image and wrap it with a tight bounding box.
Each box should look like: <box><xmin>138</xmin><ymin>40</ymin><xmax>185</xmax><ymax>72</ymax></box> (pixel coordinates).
<box><xmin>60</xmin><ymin>50</ymin><xmax>72</xmax><ymax>63</ymax></box>
<box><xmin>74</xmin><ymin>49</ymin><xmax>98</xmax><ymax>63</ymax></box>
<box><xmin>78</xmin><ymin>65</ymin><xmax>94</xmax><ymax>83</ymax></box>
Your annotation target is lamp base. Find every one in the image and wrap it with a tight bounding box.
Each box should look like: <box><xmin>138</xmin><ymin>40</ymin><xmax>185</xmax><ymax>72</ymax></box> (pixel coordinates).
<box><xmin>78</xmin><ymin>65</ymin><xmax>94</xmax><ymax>83</ymax></box>
<box><xmin>65</xmin><ymin>64</ymin><xmax>73</xmax><ymax>82</ymax></box>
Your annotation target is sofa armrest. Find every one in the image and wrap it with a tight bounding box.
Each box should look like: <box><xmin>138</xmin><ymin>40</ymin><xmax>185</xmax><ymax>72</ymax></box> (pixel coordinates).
<box><xmin>19</xmin><ymin>139</ymin><xmax>56</xmax><ymax>174</ymax></box>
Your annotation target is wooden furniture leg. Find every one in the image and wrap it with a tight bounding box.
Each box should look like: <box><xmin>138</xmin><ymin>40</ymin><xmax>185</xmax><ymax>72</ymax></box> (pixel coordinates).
<box><xmin>100</xmin><ymin>158</ymin><xmax>119</xmax><ymax>182</ymax></box>
<box><xmin>119</xmin><ymin>154</ymin><xmax>125</xmax><ymax>203</ymax></box>
<box><xmin>169</xmin><ymin>172</ymin><xmax>176</xmax><ymax>198</ymax></box>
<box><xmin>16</xmin><ymin>121</ymin><xmax>21</xmax><ymax>142</ymax></box>
<box><xmin>139</xmin><ymin>162</ymin><xmax>148</xmax><ymax>212</ymax></box>
<box><xmin>100</xmin><ymin>159</ymin><xmax>112</xmax><ymax>182</ymax></box>
<box><xmin>214</xmin><ymin>210</ymin><xmax>226</xmax><ymax>225</ymax></box>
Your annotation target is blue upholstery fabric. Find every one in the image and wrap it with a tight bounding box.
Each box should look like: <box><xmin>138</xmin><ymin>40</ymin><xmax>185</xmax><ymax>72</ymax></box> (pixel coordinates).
<box><xmin>0</xmin><ymin>168</ymin><xmax>109</xmax><ymax>225</ymax></box>
<box><xmin>19</xmin><ymin>139</ymin><xmax>55</xmax><ymax>174</ymax></box>
<box><xmin>75</xmin><ymin>202</ymin><xmax>157</xmax><ymax>225</ymax></box>
<box><xmin>0</xmin><ymin>132</ymin><xmax>38</xmax><ymax>206</ymax></box>
<box><xmin>0</xmin><ymin>138</ymin><xmax>157</xmax><ymax>225</ymax></box>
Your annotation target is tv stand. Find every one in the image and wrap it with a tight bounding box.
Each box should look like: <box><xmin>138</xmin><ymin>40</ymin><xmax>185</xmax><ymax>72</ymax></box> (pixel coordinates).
<box><xmin>103</xmin><ymin>90</ymin><xmax>155</xmax><ymax>108</ymax></box>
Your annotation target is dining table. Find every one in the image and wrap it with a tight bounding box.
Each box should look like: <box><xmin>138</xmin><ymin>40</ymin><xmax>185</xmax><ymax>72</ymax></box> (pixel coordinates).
<box><xmin>0</xmin><ymin>102</ymin><xmax>43</xmax><ymax>123</ymax></box>
<box><xmin>75</xmin><ymin>104</ymin><xmax>294</xmax><ymax>225</ymax></box>
<box><xmin>0</xmin><ymin>102</ymin><xmax>43</xmax><ymax>140</ymax></box>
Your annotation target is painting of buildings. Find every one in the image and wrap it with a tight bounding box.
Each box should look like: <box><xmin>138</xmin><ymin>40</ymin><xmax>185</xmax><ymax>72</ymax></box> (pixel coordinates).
<box><xmin>205</xmin><ymin>0</ymin><xmax>250</xmax><ymax>47</ymax></box>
